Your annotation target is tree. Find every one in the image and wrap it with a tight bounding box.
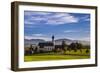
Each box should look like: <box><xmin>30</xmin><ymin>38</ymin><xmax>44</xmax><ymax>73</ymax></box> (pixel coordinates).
<box><xmin>34</xmin><ymin>47</ymin><xmax>38</xmax><ymax>54</ymax></box>
<box><xmin>76</xmin><ymin>42</ymin><xmax>83</xmax><ymax>52</ymax></box>
<box><xmin>29</xmin><ymin>44</ymin><xmax>34</xmax><ymax>55</ymax></box>
<box><xmin>62</xmin><ymin>41</ymin><xmax>67</xmax><ymax>54</ymax></box>
<box><xmin>86</xmin><ymin>49</ymin><xmax>89</xmax><ymax>53</ymax></box>
<box><xmin>68</xmin><ymin>42</ymin><xmax>77</xmax><ymax>52</ymax></box>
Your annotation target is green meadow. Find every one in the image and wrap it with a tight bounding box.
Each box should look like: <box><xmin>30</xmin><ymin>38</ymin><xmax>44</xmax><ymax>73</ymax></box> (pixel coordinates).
<box><xmin>24</xmin><ymin>49</ymin><xmax>90</xmax><ymax>62</ymax></box>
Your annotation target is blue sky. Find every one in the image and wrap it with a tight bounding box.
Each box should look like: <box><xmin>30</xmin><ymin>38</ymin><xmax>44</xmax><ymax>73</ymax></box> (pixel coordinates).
<box><xmin>24</xmin><ymin>11</ymin><xmax>90</xmax><ymax>41</ymax></box>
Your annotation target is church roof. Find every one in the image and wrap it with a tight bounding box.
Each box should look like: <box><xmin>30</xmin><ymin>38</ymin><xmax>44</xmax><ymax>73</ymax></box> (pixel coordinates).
<box><xmin>38</xmin><ymin>42</ymin><xmax>54</xmax><ymax>46</ymax></box>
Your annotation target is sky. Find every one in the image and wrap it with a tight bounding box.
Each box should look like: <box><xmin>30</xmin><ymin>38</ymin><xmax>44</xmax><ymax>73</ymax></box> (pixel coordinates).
<box><xmin>24</xmin><ymin>11</ymin><xmax>90</xmax><ymax>41</ymax></box>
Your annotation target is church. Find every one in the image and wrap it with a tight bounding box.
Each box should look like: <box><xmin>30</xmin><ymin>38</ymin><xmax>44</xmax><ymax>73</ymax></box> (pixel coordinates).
<box><xmin>38</xmin><ymin>35</ymin><xmax>55</xmax><ymax>52</ymax></box>
<box><xmin>25</xmin><ymin>35</ymin><xmax>65</xmax><ymax>55</ymax></box>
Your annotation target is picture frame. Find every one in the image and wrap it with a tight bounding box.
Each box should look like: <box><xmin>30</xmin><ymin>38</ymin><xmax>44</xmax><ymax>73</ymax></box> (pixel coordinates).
<box><xmin>11</xmin><ymin>1</ymin><xmax>98</xmax><ymax>71</ymax></box>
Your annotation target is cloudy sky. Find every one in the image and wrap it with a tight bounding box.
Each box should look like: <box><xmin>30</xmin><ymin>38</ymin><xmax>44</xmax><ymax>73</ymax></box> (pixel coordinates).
<box><xmin>24</xmin><ymin>11</ymin><xmax>90</xmax><ymax>41</ymax></box>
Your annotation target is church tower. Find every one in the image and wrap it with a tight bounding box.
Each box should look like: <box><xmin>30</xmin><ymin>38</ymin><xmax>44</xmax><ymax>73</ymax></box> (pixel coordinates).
<box><xmin>52</xmin><ymin>35</ymin><xmax>55</xmax><ymax>45</ymax></box>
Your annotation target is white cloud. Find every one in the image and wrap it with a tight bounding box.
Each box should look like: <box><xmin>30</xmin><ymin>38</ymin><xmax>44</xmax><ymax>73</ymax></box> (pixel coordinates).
<box><xmin>24</xmin><ymin>20</ymin><xmax>35</xmax><ymax>25</ymax></box>
<box><xmin>84</xmin><ymin>18</ymin><xmax>90</xmax><ymax>21</ymax></box>
<box><xmin>24</xmin><ymin>11</ymin><xmax>52</xmax><ymax>16</ymax></box>
<box><xmin>64</xmin><ymin>30</ymin><xmax>79</xmax><ymax>33</ymax></box>
<box><xmin>45</xmin><ymin>13</ymin><xmax>79</xmax><ymax>25</ymax></box>
<box><xmin>46</xmin><ymin>13</ymin><xmax>78</xmax><ymax>25</ymax></box>
<box><xmin>24</xmin><ymin>12</ymin><xmax>79</xmax><ymax>26</ymax></box>
<box><xmin>32</xmin><ymin>34</ymin><xmax>43</xmax><ymax>36</ymax></box>
<box><xmin>31</xmin><ymin>17</ymin><xmax>46</xmax><ymax>21</ymax></box>
<box><xmin>80</xmin><ymin>15</ymin><xmax>90</xmax><ymax>22</ymax></box>
<box><xmin>24</xmin><ymin>35</ymin><xmax>51</xmax><ymax>41</ymax></box>
<box><xmin>25</xmin><ymin>33</ymin><xmax>51</xmax><ymax>41</ymax></box>
<box><xmin>64</xmin><ymin>30</ymin><xmax>90</xmax><ymax>33</ymax></box>
<box><xmin>46</xmin><ymin>16</ymin><xmax>78</xmax><ymax>25</ymax></box>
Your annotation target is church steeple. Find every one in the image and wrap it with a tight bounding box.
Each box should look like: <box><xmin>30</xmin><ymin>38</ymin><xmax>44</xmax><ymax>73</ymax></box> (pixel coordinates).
<box><xmin>52</xmin><ymin>35</ymin><xmax>54</xmax><ymax>45</ymax></box>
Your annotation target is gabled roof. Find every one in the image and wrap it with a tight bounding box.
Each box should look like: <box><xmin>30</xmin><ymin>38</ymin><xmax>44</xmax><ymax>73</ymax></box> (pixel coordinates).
<box><xmin>38</xmin><ymin>42</ymin><xmax>54</xmax><ymax>46</ymax></box>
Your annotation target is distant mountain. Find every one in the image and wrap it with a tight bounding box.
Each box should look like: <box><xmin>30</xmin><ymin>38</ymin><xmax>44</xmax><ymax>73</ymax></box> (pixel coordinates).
<box><xmin>74</xmin><ymin>40</ymin><xmax>90</xmax><ymax>45</ymax></box>
<box><xmin>24</xmin><ymin>38</ymin><xmax>90</xmax><ymax>47</ymax></box>
<box><xmin>55</xmin><ymin>39</ymin><xmax>73</xmax><ymax>45</ymax></box>
<box><xmin>55</xmin><ymin>38</ymin><xmax>72</xmax><ymax>42</ymax></box>
<box><xmin>24</xmin><ymin>39</ymin><xmax>45</xmax><ymax>47</ymax></box>
<box><xmin>55</xmin><ymin>39</ymin><xmax>90</xmax><ymax>45</ymax></box>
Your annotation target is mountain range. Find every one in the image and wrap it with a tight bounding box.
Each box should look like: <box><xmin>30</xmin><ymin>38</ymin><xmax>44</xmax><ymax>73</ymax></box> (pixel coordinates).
<box><xmin>24</xmin><ymin>38</ymin><xmax>90</xmax><ymax>47</ymax></box>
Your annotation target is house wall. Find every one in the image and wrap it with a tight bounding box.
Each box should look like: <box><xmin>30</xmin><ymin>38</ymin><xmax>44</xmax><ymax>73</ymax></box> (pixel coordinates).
<box><xmin>39</xmin><ymin>46</ymin><xmax>54</xmax><ymax>52</ymax></box>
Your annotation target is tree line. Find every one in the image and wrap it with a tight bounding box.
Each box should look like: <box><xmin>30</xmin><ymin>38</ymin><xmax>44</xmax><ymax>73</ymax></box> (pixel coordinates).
<box><xmin>24</xmin><ymin>41</ymin><xmax>90</xmax><ymax>55</ymax></box>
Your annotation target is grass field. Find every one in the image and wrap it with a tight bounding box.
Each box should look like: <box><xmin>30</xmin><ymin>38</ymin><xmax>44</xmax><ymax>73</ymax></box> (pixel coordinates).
<box><xmin>24</xmin><ymin>49</ymin><xmax>90</xmax><ymax>62</ymax></box>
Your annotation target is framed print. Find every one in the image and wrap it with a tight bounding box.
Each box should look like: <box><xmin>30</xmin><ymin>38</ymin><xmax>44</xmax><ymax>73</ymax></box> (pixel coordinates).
<box><xmin>11</xmin><ymin>1</ymin><xmax>98</xmax><ymax>71</ymax></box>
